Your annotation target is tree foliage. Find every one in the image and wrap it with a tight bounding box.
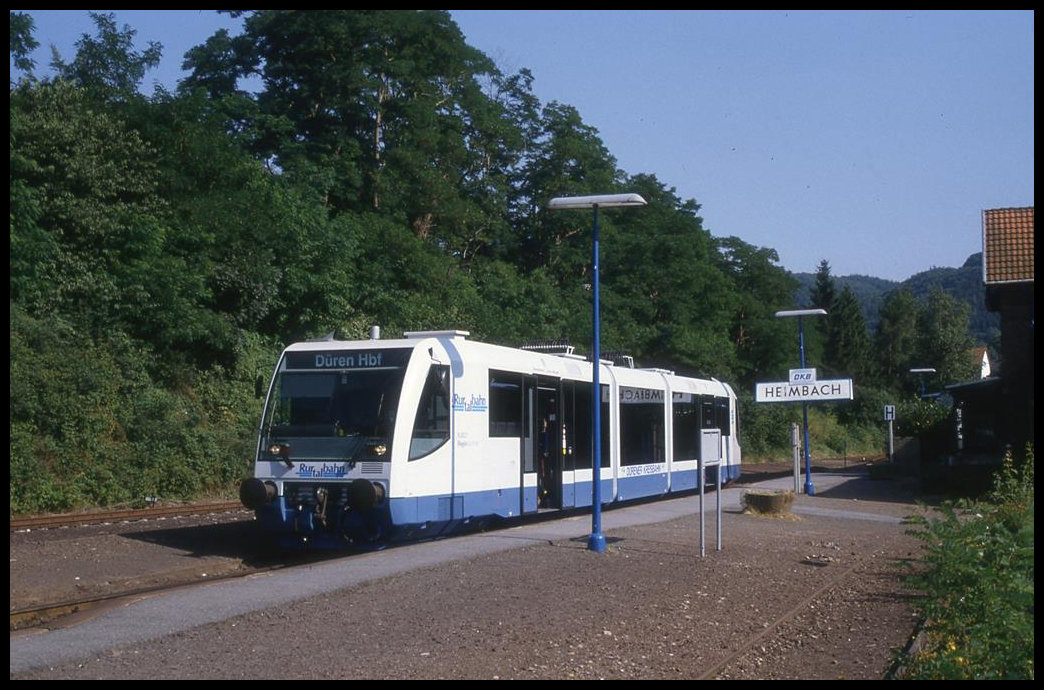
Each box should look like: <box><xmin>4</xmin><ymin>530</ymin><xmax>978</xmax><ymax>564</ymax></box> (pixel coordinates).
<box><xmin>51</xmin><ymin>12</ymin><xmax>162</xmax><ymax>101</ymax></box>
<box><xmin>9</xmin><ymin>78</ymin><xmax>216</xmax><ymax>355</ymax></box>
<box><xmin>802</xmin><ymin>258</ymin><xmax>836</xmax><ymax>366</ymax></box>
<box><xmin>917</xmin><ymin>287</ymin><xmax>978</xmax><ymax>385</ymax></box>
<box><xmin>717</xmin><ymin>237</ymin><xmax>798</xmax><ymax>383</ymax></box>
<box><xmin>10</xmin><ymin>11</ymin><xmax>38</xmax><ymax>74</ymax></box>
<box><xmin>874</xmin><ymin>287</ymin><xmax>920</xmax><ymax>387</ymax></box>
<box><xmin>826</xmin><ymin>285</ymin><xmax>871</xmax><ymax>379</ymax></box>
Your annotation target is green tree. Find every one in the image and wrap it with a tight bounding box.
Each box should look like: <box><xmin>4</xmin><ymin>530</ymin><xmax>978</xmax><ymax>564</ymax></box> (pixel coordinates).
<box><xmin>142</xmin><ymin>89</ymin><xmax>360</xmax><ymax>348</ymax></box>
<box><xmin>10</xmin><ymin>11</ymin><xmax>38</xmax><ymax>75</ymax></box>
<box><xmin>808</xmin><ymin>259</ymin><xmax>838</xmax><ymax>311</ymax></box>
<box><xmin>594</xmin><ymin>175</ymin><xmax>734</xmax><ymax>375</ymax></box>
<box><xmin>50</xmin><ymin>11</ymin><xmax>162</xmax><ymax>101</ymax></box>
<box><xmin>9</xmin><ymin>79</ymin><xmax>222</xmax><ymax>356</ymax></box>
<box><xmin>918</xmin><ymin>287</ymin><xmax>977</xmax><ymax>385</ymax></box>
<box><xmin>827</xmin><ymin>285</ymin><xmax>870</xmax><ymax>378</ymax></box>
<box><xmin>336</xmin><ymin>212</ymin><xmax>480</xmax><ymax>336</ymax></box>
<box><xmin>466</xmin><ymin>260</ymin><xmax>579</xmax><ymax>345</ymax></box>
<box><xmin>185</xmin><ymin>12</ymin><xmax>493</xmax><ymax>212</ymax></box>
<box><xmin>716</xmin><ymin>236</ymin><xmax>798</xmax><ymax>385</ymax></box>
<box><xmin>179</xmin><ymin>28</ymin><xmax>251</xmax><ymax>100</ymax></box>
<box><xmin>874</xmin><ymin>287</ymin><xmax>920</xmax><ymax>389</ymax></box>
<box><xmin>803</xmin><ymin>258</ymin><xmax>836</xmax><ymax>366</ymax></box>
<box><xmin>514</xmin><ymin>101</ymin><xmax>620</xmax><ymax>280</ymax></box>
<box><xmin>489</xmin><ymin>67</ymin><xmax>543</xmax><ymax>225</ymax></box>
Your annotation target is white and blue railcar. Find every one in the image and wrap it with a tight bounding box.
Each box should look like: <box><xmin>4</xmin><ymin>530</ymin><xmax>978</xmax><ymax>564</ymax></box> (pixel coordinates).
<box><xmin>239</xmin><ymin>330</ymin><xmax>741</xmax><ymax>549</ymax></box>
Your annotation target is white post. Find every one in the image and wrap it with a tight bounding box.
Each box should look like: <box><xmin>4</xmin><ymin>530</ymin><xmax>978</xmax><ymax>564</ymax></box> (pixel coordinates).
<box><xmin>888</xmin><ymin>419</ymin><xmax>895</xmax><ymax>463</ymax></box>
<box><xmin>792</xmin><ymin>422</ymin><xmax>801</xmax><ymax>494</ymax></box>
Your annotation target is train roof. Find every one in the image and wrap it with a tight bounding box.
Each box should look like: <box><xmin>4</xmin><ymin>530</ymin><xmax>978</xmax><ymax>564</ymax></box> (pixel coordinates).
<box><xmin>282</xmin><ymin>330</ymin><xmax>733</xmax><ymax>395</ymax></box>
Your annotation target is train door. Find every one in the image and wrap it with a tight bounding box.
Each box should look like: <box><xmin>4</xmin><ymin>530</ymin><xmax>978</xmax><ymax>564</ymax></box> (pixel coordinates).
<box><xmin>521</xmin><ymin>378</ymin><xmax>537</xmax><ymax>514</ymax></box>
<box><xmin>522</xmin><ymin>377</ymin><xmax>562</xmax><ymax>512</ymax></box>
<box><xmin>559</xmin><ymin>381</ymin><xmax>577</xmax><ymax>509</ymax></box>
<box><xmin>535</xmin><ymin>383</ymin><xmax>561</xmax><ymax>510</ymax></box>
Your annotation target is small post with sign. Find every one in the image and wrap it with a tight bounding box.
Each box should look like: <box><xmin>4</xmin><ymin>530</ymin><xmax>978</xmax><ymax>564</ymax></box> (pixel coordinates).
<box><xmin>884</xmin><ymin>404</ymin><xmax>896</xmax><ymax>462</ymax></box>
<box><xmin>698</xmin><ymin>428</ymin><xmax>723</xmax><ymax>557</ymax></box>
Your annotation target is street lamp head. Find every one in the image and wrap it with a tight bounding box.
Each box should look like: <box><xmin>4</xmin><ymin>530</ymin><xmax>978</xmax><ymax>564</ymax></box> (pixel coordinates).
<box><xmin>909</xmin><ymin>368</ymin><xmax>937</xmax><ymax>374</ymax></box>
<box><xmin>775</xmin><ymin>308</ymin><xmax>828</xmax><ymax>318</ymax></box>
<box><xmin>548</xmin><ymin>193</ymin><xmax>647</xmax><ymax>210</ymax></box>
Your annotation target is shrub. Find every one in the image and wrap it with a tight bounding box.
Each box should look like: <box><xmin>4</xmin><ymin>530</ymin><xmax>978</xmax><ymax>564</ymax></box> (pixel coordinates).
<box><xmin>896</xmin><ymin>445</ymin><xmax>1034</xmax><ymax>679</ymax></box>
<box><xmin>9</xmin><ymin>306</ymin><xmax>277</xmax><ymax>515</ymax></box>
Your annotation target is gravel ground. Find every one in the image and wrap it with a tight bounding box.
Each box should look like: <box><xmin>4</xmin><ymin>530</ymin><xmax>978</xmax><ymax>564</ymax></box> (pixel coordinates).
<box><xmin>11</xmin><ymin>463</ymin><xmax>932</xmax><ymax>680</ymax></box>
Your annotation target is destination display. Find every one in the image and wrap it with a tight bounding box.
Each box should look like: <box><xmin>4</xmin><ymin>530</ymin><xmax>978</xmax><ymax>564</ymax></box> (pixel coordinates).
<box><xmin>284</xmin><ymin>348</ymin><xmax>410</xmax><ymax>370</ymax></box>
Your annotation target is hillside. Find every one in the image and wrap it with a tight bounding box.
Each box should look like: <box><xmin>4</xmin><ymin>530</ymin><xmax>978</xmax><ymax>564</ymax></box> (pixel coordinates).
<box><xmin>792</xmin><ymin>253</ymin><xmax>1000</xmax><ymax>347</ymax></box>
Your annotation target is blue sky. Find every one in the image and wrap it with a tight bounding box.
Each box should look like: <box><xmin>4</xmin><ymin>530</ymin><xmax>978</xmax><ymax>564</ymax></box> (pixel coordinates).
<box><xmin>12</xmin><ymin>10</ymin><xmax>1034</xmax><ymax>282</ymax></box>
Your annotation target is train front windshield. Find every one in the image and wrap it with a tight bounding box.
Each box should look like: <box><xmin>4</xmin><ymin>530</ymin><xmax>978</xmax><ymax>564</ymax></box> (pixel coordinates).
<box><xmin>260</xmin><ymin>358</ymin><xmax>407</xmax><ymax>462</ymax></box>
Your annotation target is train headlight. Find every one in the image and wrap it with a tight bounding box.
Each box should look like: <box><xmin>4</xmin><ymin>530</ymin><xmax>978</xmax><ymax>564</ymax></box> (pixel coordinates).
<box><xmin>367</xmin><ymin>442</ymin><xmax>388</xmax><ymax>457</ymax></box>
<box><xmin>267</xmin><ymin>443</ymin><xmax>293</xmax><ymax>468</ymax></box>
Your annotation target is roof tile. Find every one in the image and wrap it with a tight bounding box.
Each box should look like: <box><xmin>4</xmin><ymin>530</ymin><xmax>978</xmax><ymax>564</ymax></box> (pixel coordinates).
<box><xmin>982</xmin><ymin>207</ymin><xmax>1034</xmax><ymax>284</ymax></box>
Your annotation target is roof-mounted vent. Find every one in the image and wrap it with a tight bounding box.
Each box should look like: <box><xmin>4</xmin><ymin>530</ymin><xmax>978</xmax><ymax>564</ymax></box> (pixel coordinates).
<box><xmin>602</xmin><ymin>351</ymin><xmax>635</xmax><ymax>368</ymax></box>
<box><xmin>520</xmin><ymin>339</ymin><xmax>575</xmax><ymax>355</ymax></box>
<box><xmin>404</xmin><ymin>330</ymin><xmax>470</xmax><ymax>340</ymax></box>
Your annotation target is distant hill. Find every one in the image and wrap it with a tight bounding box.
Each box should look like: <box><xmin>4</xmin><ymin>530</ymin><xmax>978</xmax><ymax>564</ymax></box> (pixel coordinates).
<box><xmin>792</xmin><ymin>253</ymin><xmax>1000</xmax><ymax>347</ymax></box>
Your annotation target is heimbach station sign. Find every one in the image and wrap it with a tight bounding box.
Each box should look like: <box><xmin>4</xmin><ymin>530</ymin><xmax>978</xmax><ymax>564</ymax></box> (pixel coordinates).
<box><xmin>755</xmin><ymin>379</ymin><xmax>853</xmax><ymax>403</ymax></box>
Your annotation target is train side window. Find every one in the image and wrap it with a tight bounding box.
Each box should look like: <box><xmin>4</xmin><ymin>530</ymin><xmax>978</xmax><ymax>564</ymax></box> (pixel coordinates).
<box><xmin>715</xmin><ymin>396</ymin><xmax>731</xmax><ymax>436</ymax></box>
<box><xmin>408</xmin><ymin>365</ymin><xmax>450</xmax><ymax>461</ymax></box>
<box><xmin>567</xmin><ymin>382</ymin><xmax>609</xmax><ymax>469</ymax></box>
<box><xmin>672</xmin><ymin>393</ymin><xmax>700</xmax><ymax>460</ymax></box>
<box><xmin>701</xmin><ymin>399</ymin><xmax>716</xmax><ymax>429</ymax></box>
<box><xmin>620</xmin><ymin>387</ymin><xmax>665</xmax><ymax>466</ymax></box>
<box><xmin>489</xmin><ymin>371</ymin><xmax>524</xmax><ymax>437</ymax></box>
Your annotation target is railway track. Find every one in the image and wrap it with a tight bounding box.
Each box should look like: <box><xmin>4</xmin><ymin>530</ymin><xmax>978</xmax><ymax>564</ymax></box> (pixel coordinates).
<box><xmin>10</xmin><ymin>559</ymin><xmax>288</xmax><ymax>632</ymax></box>
<box><xmin>10</xmin><ymin>500</ymin><xmax>264</xmax><ymax>632</ymax></box>
<box><xmin>10</xmin><ymin>501</ymin><xmax>246</xmax><ymax>531</ymax></box>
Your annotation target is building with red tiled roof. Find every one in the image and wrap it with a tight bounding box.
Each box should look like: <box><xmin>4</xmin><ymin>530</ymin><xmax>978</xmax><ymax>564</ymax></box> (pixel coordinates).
<box><xmin>925</xmin><ymin>207</ymin><xmax>1032</xmax><ymax>489</ymax></box>
<box><xmin>980</xmin><ymin>206</ymin><xmax>1033</xmax><ymax>457</ymax></box>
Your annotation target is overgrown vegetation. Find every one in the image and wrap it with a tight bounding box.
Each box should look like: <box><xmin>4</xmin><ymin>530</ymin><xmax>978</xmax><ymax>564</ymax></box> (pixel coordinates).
<box><xmin>896</xmin><ymin>445</ymin><xmax>1034</xmax><ymax>680</ymax></box>
<box><xmin>10</xmin><ymin>11</ymin><xmax>983</xmax><ymax>514</ymax></box>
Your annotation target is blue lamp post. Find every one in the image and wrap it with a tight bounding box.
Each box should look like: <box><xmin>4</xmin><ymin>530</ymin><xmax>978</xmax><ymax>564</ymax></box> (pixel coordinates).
<box><xmin>548</xmin><ymin>193</ymin><xmax>647</xmax><ymax>552</ymax></box>
<box><xmin>775</xmin><ymin>308</ymin><xmax>827</xmax><ymax>496</ymax></box>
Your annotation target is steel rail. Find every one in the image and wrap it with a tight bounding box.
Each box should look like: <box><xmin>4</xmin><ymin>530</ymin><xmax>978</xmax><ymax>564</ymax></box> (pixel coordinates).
<box><xmin>10</xmin><ymin>501</ymin><xmax>246</xmax><ymax>531</ymax></box>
